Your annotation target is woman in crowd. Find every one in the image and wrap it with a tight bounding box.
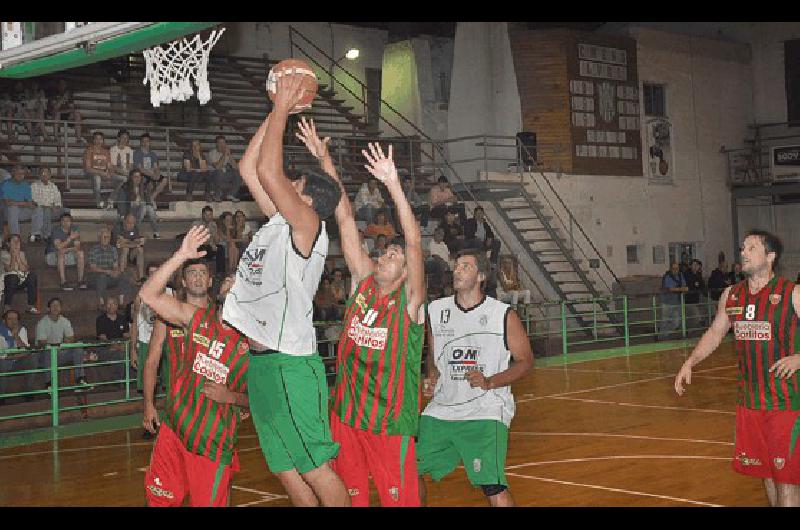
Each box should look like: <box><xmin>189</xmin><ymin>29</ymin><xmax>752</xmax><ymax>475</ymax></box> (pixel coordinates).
<box><xmin>1</xmin><ymin>234</ymin><xmax>39</xmax><ymax>314</ymax></box>
<box><xmin>117</xmin><ymin>169</ymin><xmax>159</xmax><ymax>238</ymax></box>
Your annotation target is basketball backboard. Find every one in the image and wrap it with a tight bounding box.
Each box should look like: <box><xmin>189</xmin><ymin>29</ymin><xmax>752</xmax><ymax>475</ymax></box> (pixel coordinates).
<box><xmin>0</xmin><ymin>22</ymin><xmax>219</xmax><ymax>78</ymax></box>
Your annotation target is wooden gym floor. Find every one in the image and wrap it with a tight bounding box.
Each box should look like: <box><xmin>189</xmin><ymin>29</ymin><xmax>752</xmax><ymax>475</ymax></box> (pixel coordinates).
<box><xmin>0</xmin><ymin>341</ymin><xmax>767</xmax><ymax>507</ymax></box>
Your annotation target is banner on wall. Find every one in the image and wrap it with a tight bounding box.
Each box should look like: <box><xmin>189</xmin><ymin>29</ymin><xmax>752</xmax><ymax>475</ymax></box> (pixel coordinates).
<box><xmin>645</xmin><ymin>117</ymin><xmax>672</xmax><ymax>179</ymax></box>
<box><xmin>770</xmin><ymin>145</ymin><xmax>800</xmax><ymax>182</ymax></box>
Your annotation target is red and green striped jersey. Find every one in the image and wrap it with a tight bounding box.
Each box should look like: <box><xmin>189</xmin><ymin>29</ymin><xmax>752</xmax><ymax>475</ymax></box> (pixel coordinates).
<box><xmin>163</xmin><ymin>322</ymin><xmax>186</xmax><ymax>393</ymax></box>
<box><xmin>163</xmin><ymin>304</ymin><xmax>250</xmax><ymax>464</ymax></box>
<box><xmin>726</xmin><ymin>276</ymin><xmax>800</xmax><ymax>411</ymax></box>
<box><xmin>332</xmin><ymin>274</ymin><xmax>424</xmax><ymax>436</ymax></box>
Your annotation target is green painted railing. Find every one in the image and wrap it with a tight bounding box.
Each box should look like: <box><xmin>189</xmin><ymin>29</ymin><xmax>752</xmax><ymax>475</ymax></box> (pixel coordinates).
<box><xmin>0</xmin><ymin>295</ymin><xmax>719</xmax><ymax>429</ymax></box>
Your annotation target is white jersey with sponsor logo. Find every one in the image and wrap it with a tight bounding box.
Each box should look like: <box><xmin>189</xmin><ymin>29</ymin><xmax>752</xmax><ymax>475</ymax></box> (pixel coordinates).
<box><xmin>136</xmin><ymin>287</ymin><xmax>173</xmax><ymax>344</ymax></box>
<box><xmin>222</xmin><ymin>213</ymin><xmax>328</xmax><ymax>356</ymax></box>
<box><xmin>423</xmin><ymin>295</ymin><xmax>515</xmax><ymax>427</ymax></box>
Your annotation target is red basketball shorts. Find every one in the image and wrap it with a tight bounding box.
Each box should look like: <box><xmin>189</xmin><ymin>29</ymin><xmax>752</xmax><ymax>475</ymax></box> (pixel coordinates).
<box><xmin>330</xmin><ymin>413</ymin><xmax>420</xmax><ymax>507</ymax></box>
<box><xmin>144</xmin><ymin>424</ymin><xmax>239</xmax><ymax>507</ymax></box>
<box><xmin>733</xmin><ymin>406</ymin><xmax>800</xmax><ymax>484</ymax></box>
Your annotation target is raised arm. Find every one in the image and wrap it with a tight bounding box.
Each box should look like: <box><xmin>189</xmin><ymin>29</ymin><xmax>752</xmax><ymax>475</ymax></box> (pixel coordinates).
<box><xmin>139</xmin><ymin>225</ymin><xmax>209</xmax><ymax>327</ymax></box>
<box><xmin>256</xmin><ymin>72</ymin><xmax>319</xmax><ymax>254</ymax></box>
<box><xmin>674</xmin><ymin>286</ymin><xmax>733</xmax><ymax>395</ymax></box>
<box><xmin>363</xmin><ymin>143</ymin><xmax>425</xmax><ymax>323</ymax></box>
<box><xmin>296</xmin><ymin>117</ymin><xmax>373</xmax><ymax>287</ymax></box>
<box><xmin>240</xmin><ymin>117</ymin><xmax>277</xmax><ymax>217</ymax></box>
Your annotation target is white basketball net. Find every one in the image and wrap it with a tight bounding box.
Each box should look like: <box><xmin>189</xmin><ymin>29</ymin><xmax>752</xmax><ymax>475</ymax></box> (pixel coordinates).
<box><xmin>142</xmin><ymin>28</ymin><xmax>225</xmax><ymax>108</ymax></box>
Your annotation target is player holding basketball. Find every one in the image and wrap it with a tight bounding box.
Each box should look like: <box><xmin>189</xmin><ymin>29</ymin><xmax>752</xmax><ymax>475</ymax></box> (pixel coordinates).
<box><xmin>419</xmin><ymin>249</ymin><xmax>533</xmax><ymax>507</ymax></box>
<box><xmin>296</xmin><ymin>118</ymin><xmax>427</xmax><ymax>506</ymax></box>
<box><xmin>676</xmin><ymin>230</ymin><xmax>800</xmax><ymax>507</ymax></box>
<box><xmin>139</xmin><ymin>225</ymin><xmax>250</xmax><ymax>507</ymax></box>
<box><xmin>222</xmin><ymin>72</ymin><xmax>348</xmax><ymax>506</ymax></box>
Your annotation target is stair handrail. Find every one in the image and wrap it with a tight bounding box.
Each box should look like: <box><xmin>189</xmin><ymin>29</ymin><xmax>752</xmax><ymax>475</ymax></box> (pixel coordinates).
<box><xmin>516</xmin><ymin>141</ymin><xmax>622</xmax><ymax>293</ymax></box>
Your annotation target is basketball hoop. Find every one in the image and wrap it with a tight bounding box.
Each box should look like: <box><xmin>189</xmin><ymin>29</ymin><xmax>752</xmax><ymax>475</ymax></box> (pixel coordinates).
<box><xmin>142</xmin><ymin>28</ymin><xmax>225</xmax><ymax>108</ymax></box>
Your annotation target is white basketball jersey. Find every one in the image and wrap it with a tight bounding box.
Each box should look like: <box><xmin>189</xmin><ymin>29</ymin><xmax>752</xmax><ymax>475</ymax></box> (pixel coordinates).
<box><xmin>423</xmin><ymin>296</ymin><xmax>515</xmax><ymax>427</ymax></box>
<box><xmin>137</xmin><ymin>287</ymin><xmax>172</xmax><ymax>344</ymax></box>
<box><xmin>223</xmin><ymin>213</ymin><xmax>328</xmax><ymax>356</ymax></box>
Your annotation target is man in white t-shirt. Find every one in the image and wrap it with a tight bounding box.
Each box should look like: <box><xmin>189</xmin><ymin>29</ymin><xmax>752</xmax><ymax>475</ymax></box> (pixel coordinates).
<box><xmin>425</xmin><ymin>226</ymin><xmax>451</xmax><ymax>290</ymax></box>
<box><xmin>108</xmin><ymin>129</ymin><xmax>133</xmax><ymax>210</ymax></box>
<box><xmin>419</xmin><ymin>249</ymin><xmax>533</xmax><ymax>507</ymax></box>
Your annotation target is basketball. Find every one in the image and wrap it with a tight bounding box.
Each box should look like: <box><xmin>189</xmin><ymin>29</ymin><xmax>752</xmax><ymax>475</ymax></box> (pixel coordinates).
<box><xmin>266</xmin><ymin>58</ymin><xmax>318</xmax><ymax>114</ymax></box>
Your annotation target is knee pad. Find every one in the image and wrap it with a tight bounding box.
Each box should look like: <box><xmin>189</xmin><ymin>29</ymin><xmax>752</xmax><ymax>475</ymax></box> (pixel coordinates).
<box><xmin>480</xmin><ymin>484</ymin><xmax>507</xmax><ymax>497</ymax></box>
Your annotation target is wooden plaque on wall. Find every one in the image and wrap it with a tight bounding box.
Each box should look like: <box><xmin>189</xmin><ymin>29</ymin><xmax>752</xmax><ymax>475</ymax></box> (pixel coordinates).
<box><xmin>509</xmin><ymin>29</ymin><xmax>642</xmax><ymax>176</ymax></box>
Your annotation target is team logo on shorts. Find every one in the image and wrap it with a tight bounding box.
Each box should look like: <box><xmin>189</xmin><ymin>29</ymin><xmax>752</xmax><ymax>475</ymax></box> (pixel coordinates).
<box><xmin>770</xmin><ymin>294</ymin><xmax>782</xmax><ymax>305</ymax></box>
<box><xmin>736</xmin><ymin>452</ymin><xmax>762</xmax><ymax>467</ymax></box>
<box><xmin>473</xmin><ymin>458</ymin><xmax>482</xmax><ymax>473</ymax></box>
<box><xmin>147</xmin><ymin>476</ymin><xmax>174</xmax><ymax>499</ymax></box>
<box><xmin>774</xmin><ymin>457</ymin><xmax>786</xmax><ymax>470</ymax></box>
<box><xmin>389</xmin><ymin>486</ymin><xmax>399</xmax><ymax>502</ymax></box>
<box><xmin>347</xmin><ymin>488</ymin><xmax>360</xmax><ymax>497</ymax></box>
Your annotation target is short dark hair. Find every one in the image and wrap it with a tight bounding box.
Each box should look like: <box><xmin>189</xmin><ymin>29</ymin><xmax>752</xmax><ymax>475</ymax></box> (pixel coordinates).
<box><xmin>202</xmin><ymin>205</ymin><xmax>213</xmax><ymax>215</ymax></box>
<box><xmin>129</xmin><ymin>168</ymin><xmax>141</xmax><ymax>178</ymax></box>
<box><xmin>473</xmin><ymin>206</ymin><xmax>484</xmax><ymax>215</ymax></box>
<box><xmin>3</xmin><ymin>309</ymin><xmax>19</xmax><ymax>320</ymax></box>
<box><xmin>300</xmin><ymin>169</ymin><xmax>342</xmax><ymax>220</ymax></box>
<box><xmin>140</xmin><ymin>132</ymin><xmax>151</xmax><ymax>140</ymax></box>
<box><xmin>47</xmin><ymin>297</ymin><xmax>61</xmax><ymax>308</ymax></box>
<box><xmin>60</xmin><ymin>212</ymin><xmax>72</xmax><ymax>221</ymax></box>
<box><xmin>181</xmin><ymin>258</ymin><xmax>210</xmax><ymax>278</ymax></box>
<box><xmin>92</xmin><ymin>131</ymin><xmax>104</xmax><ymax>138</ymax></box>
<box><xmin>746</xmin><ymin>229</ymin><xmax>784</xmax><ymax>271</ymax></box>
<box><xmin>215</xmin><ymin>135</ymin><xmax>225</xmax><ymax>142</ymax></box>
<box><xmin>117</xmin><ymin>129</ymin><xmax>129</xmax><ymax>138</ymax></box>
<box><xmin>437</xmin><ymin>175</ymin><xmax>448</xmax><ymax>184</ymax></box>
<box><xmin>455</xmin><ymin>249</ymin><xmax>491</xmax><ymax>290</ymax></box>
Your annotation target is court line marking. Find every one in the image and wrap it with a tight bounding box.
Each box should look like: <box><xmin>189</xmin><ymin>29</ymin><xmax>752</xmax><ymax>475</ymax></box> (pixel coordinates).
<box><xmin>548</xmin><ymin>396</ymin><xmax>736</xmax><ymax>415</ymax></box>
<box><xmin>511</xmin><ymin>431</ymin><xmax>734</xmax><ymax>446</ymax></box>
<box><xmin>507</xmin><ymin>455</ymin><xmax>730</xmax><ymax>470</ymax></box>
<box><xmin>535</xmin><ymin>366</ymin><xmax>738</xmax><ymax>382</ymax></box>
<box><xmin>0</xmin><ymin>441</ymin><xmax>154</xmax><ymax>459</ymax></box>
<box><xmin>517</xmin><ymin>364</ymin><xmax>736</xmax><ymax>403</ymax></box>
<box><xmin>237</xmin><ymin>495</ymin><xmax>287</xmax><ymax>507</ymax></box>
<box><xmin>505</xmin><ymin>471</ymin><xmax>723</xmax><ymax>507</ymax></box>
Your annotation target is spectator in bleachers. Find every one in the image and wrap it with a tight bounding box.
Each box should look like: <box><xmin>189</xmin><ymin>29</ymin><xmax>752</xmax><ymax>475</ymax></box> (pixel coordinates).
<box><xmin>729</xmin><ymin>262</ymin><xmax>745</xmax><ymax>285</ymax></box>
<box><xmin>217</xmin><ymin>211</ymin><xmax>239</xmax><ymax>274</ymax></box>
<box><xmin>31</xmin><ymin>166</ymin><xmax>64</xmax><ymax>242</ymax></box>
<box><xmin>8</xmin><ymin>81</ymin><xmax>27</xmax><ymax>139</ymax></box>
<box><xmin>0</xmin><ymin>137</ymin><xmax>20</xmax><ymax>180</ymax></box>
<box><xmin>440</xmin><ymin>206</ymin><xmax>466</xmax><ymax>253</ymax></box>
<box><xmin>683</xmin><ymin>259</ymin><xmax>706</xmax><ymax>330</ymax></box>
<box><xmin>659</xmin><ymin>262</ymin><xmax>688</xmax><ymax>341</ymax></box>
<box><xmin>1</xmin><ymin>234</ymin><xmax>38</xmax><ymax>314</ymax></box>
<box><xmin>88</xmin><ymin>225</ymin><xmax>131</xmax><ymax>308</ymax></box>
<box><xmin>232</xmin><ymin>210</ymin><xmax>252</xmax><ymax>259</ymax></box>
<box><xmin>354</xmin><ymin>178</ymin><xmax>386</xmax><ymax>224</ymax></box>
<box><xmin>117</xmin><ymin>169</ymin><xmax>159</xmax><ymax>238</ymax></box>
<box><xmin>313</xmin><ymin>276</ymin><xmax>343</xmax><ymax>322</ymax></box>
<box><xmin>331</xmin><ymin>268</ymin><xmax>348</xmax><ymax>305</ymax></box>
<box><xmin>496</xmin><ymin>256</ymin><xmax>531</xmax><ymax>308</ymax></box>
<box><xmin>2</xmin><ymin>165</ymin><xmax>36</xmax><ymax>237</ymax></box>
<box><xmin>23</xmin><ymin>81</ymin><xmax>48</xmax><ymax>141</ymax></box>
<box><xmin>47</xmin><ymin>213</ymin><xmax>86</xmax><ymax>291</ymax></box>
<box><xmin>132</xmin><ymin>132</ymin><xmax>167</xmax><ymax>207</ymax></box>
<box><xmin>0</xmin><ymin>90</ymin><xmax>14</xmax><ymax>140</ymax></box>
<box><xmin>48</xmin><ymin>79</ymin><xmax>83</xmax><ymax>143</ymax></box>
<box><xmin>207</xmin><ymin>135</ymin><xmax>242</xmax><ymax>202</ymax></box>
<box><xmin>370</xmin><ymin>233</ymin><xmax>388</xmax><ymax>258</ymax></box>
<box><xmin>178</xmin><ymin>139</ymin><xmax>214</xmax><ymax>202</ymax></box>
<box><xmin>707</xmin><ymin>258</ymin><xmax>730</xmax><ymax>301</ymax></box>
<box><xmin>425</xmin><ymin>226</ymin><xmax>451</xmax><ymax>290</ymax></box>
<box><xmin>114</xmin><ymin>213</ymin><xmax>145</xmax><ymax>283</ymax></box>
<box><xmin>363</xmin><ymin>211</ymin><xmax>397</xmax><ymax>240</ymax></box>
<box><xmin>0</xmin><ymin>309</ymin><xmax>32</xmax><ymax>400</ymax></box>
<box><xmin>95</xmin><ymin>297</ymin><xmax>129</xmax><ymax>385</ymax></box>
<box><xmin>107</xmin><ymin>129</ymin><xmax>134</xmax><ymax>210</ymax></box>
<box><xmin>36</xmin><ymin>297</ymin><xmax>90</xmax><ymax>390</ymax></box>
<box><xmin>463</xmin><ymin>206</ymin><xmax>501</xmax><ymax>265</ymax></box>
<box><xmin>44</xmin><ymin>213</ymin><xmax>87</xmax><ymax>291</ymax></box>
<box><xmin>192</xmin><ymin>205</ymin><xmax>225</xmax><ymax>275</ymax></box>
<box><xmin>401</xmin><ymin>175</ymin><xmax>429</xmax><ymax>230</ymax></box>
<box><xmin>429</xmin><ymin>174</ymin><xmax>464</xmax><ymax>222</ymax></box>
<box><xmin>83</xmin><ymin>131</ymin><xmax>114</xmax><ymax>208</ymax></box>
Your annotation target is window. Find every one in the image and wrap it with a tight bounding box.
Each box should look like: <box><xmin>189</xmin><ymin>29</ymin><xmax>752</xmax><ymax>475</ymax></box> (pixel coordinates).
<box><xmin>652</xmin><ymin>245</ymin><xmax>665</xmax><ymax>265</ymax></box>
<box><xmin>668</xmin><ymin>242</ymin><xmax>695</xmax><ymax>267</ymax></box>
<box><xmin>786</xmin><ymin>40</ymin><xmax>800</xmax><ymax>124</ymax></box>
<box><xmin>643</xmin><ymin>83</ymin><xmax>666</xmax><ymax>117</ymax></box>
<box><xmin>626</xmin><ymin>245</ymin><xmax>639</xmax><ymax>265</ymax></box>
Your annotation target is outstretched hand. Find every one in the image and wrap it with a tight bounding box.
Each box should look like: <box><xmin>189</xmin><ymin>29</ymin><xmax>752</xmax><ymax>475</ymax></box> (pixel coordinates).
<box><xmin>362</xmin><ymin>143</ymin><xmax>398</xmax><ymax>186</ymax></box>
<box><xmin>273</xmin><ymin>70</ymin><xmax>307</xmax><ymax>114</ymax></box>
<box><xmin>296</xmin><ymin>116</ymin><xmax>330</xmax><ymax>159</ymax></box>
<box><xmin>178</xmin><ymin>225</ymin><xmax>210</xmax><ymax>260</ymax></box>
